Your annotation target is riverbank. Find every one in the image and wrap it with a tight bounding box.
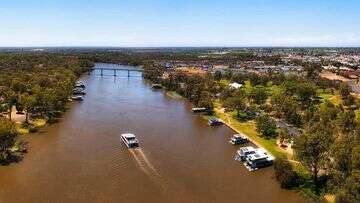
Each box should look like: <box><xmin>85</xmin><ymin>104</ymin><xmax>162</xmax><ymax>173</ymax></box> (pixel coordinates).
<box><xmin>212</xmin><ymin>104</ymin><xmax>290</xmax><ymax>159</ymax></box>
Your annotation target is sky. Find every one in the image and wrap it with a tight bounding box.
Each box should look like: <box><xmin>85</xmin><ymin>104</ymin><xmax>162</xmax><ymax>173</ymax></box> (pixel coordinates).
<box><xmin>0</xmin><ymin>0</ymin><xmax>359</xmax><ymax>47</ymax></box>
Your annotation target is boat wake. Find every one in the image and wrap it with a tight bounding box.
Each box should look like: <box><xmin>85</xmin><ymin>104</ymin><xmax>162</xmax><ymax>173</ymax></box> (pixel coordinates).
<box><xmin>129</xmin><ymin>148</ymin><xmax>163</xmax><ymax>184</ymax></box>
<box><xmin>128</xmin><ymin>148</ymin><xmax>195</xmax><ymax>202</ymax></box>
<box><xmin>134</xmin><ymin>148</ymin><xmax>160</xmax><ymax>176</ymax></box>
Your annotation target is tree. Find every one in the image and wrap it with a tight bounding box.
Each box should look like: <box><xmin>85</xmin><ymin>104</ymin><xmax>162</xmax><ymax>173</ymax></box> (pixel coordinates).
<box><xmin>19</xmin><ymin>93</ymin><xmax>36</xmax><ymax>123</ymax></box>
<box><xmin>352</xmin><ymin>145</ymin><xmax>360</xmax><ymax>171</ymax></box>
<box><xmin>0</xmin><ymin>118</ymin><xmax>18</xmax><ymax>164</ymax></box>
<box><xmin>336</xmin><ymin>171</ymin><xmax>360</xmax><ymax>203</ymax></box>
<box><xmin>274</xmin><ymin>158</ymin><xmax>300</xmax><ymax>188</ymax></box>
<box><xmin>339</xmin><ymin>83</ymin><xmax>351</xmax><ymax>99</ymax></box>
<box><xmin>0</xmin><ymin>88</ymin><xmax>16</xmax><ymax>120</ymax></box>
<box><xmin>142</xmin><ymin>64</ymin><xmax>164</xmax><ymax>82</ymax></box>
<box><xmin>223</xmin><ymin>69</ymin><xmax>233</xmax><ymax>80</ymax></box>
<box><xmin>331</xmin><ymin>136</ymin><xmax>355</xmax><ymax>179</ymax></box>
<box><xmin>223</xmin><ymin>89</ymin><xmax>246</xmax><ymax>118</ymax></box>
<box><xmin>250</xmin><ymin>85</ymin><xmax>268</xmax><ymax>105</ymax></box>
<box><xmin>304</xmin><ymin>63</ymin><xmax>321</xmax><ymax>80</ymax></box>
<box><xmin>296</xmin><ymin>82</ymin><xmax>316</xmax><ymax>105</ymax></box>
<box><xmin>282</xmin><ymin>79</ymin><xmax>298</xmax><ymax>96</ymax></box>
<box><xmin>213</xmin><ymin>70</ymin><xmax>222</xmax><ymax>81</ymax></box>
<box><xmin>273</xmin><ymin>94</ymin><xmax>302</xmax><ymax>127</ymax></box>
<box><xmin>198</xmin><ymin>91</ymin><xmax>214</xmax><ymax>114</ymax></box>
<box><xmin>256</xmin><ymin>114</ymin><xmax>277</xmax><ymax>139</ymax></box>
<box><xmin>294</xmin><ymin>123</ymin><xmax>334</xmax><ymax>188</ymax></box>
<box><xmin>337</xmin><ymin>110</ymin><xmax>356</xmax><ymax>133</ymax></box>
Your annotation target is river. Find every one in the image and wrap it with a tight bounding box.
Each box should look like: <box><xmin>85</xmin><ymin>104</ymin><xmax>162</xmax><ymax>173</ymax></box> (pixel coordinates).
<box><xmin>0</xmin><ymin>63</ymin><xmax>301</xmax><ymax>203</ymax></box>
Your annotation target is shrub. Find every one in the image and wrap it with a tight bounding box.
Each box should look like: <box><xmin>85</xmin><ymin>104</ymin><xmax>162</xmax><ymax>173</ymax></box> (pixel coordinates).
<box><xmin>0</xmin><ymin>118</ymin><xmax>18</xmax><ymax>164</ymax></box>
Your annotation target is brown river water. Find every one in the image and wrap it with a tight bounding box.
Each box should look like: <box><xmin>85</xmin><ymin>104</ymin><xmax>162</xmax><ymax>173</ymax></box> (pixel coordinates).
<box><xmin>0</xmin><ymin>63</ymin><xmax>301</xmax><ymax>203</ymax></box>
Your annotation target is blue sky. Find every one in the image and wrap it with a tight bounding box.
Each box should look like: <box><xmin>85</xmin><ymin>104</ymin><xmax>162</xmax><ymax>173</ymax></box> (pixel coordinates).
<box><xmin>0</xmin><ymin>0</ymin><xmax>359</xmax><ymax>47</ymax></box>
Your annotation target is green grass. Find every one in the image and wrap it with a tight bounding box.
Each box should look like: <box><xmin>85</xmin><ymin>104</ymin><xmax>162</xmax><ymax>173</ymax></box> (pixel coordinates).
<box><xmin>166</xmin><ymin>91</ymin><xmax>184</xmax><ymax>99</ymax></box>
<box><xmin>317</xmin><ymin>89</ymin><xmax>342</xmax><ymax>106</ymax></box>
<box><xmin>243</xmin><ymin>80</ymin><xmax>253</xmax><ymax>94</ymax></box>
<box><xmin>219</xmin><ymin>79</ymin><xmax>230</xmax><ymax>86</ymax></box>
<box><xmin>213</xmin><ymin>105</ymin><xmax>287</xmax><ymax>159</ymax></box>
<box><xmin>267</xmin><ymin>84</ymin><xmax>283</xmax><ymax>96</ymax></box>
<box><xmin>16</xmin><ymin>118</ymin><xmax>47</xmax><ymax>135</ymax></box>
<box><xmin>328</xmin><ymin>95</ymin><xmax>342</xmax><ymax>106</ymax></box>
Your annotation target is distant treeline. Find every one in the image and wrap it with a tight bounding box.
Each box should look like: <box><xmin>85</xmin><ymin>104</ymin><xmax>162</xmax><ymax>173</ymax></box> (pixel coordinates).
<box><xmin>71</xmin><ymin>51</ymin><xmax>284</xmax><ymax>66</ymax></box>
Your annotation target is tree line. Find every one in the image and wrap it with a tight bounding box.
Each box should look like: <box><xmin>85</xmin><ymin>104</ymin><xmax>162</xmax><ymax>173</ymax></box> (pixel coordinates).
<box><xmin>0</xmin><ymin>53</ymin><xmax>94</xmax><ymax>164</ymax></box>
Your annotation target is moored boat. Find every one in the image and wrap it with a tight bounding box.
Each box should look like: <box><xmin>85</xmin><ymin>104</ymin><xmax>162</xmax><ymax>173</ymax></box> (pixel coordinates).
<box><xmin>73</xmin><ymin>88</ymin><xmax>86</xmax><ymax>95</ymax></box>
<box><xmin>230</xmin><ymin>134</ymin><xmax>249</xmax><ymax>145</ymax></box>
<box><xmin>234</xmin><ymin>146</ymin><xmax>256</xmax><ymax>161</ymax></box>
<box><xmin>208</xmin><ymin>118</ymin><xmax>223</xmax><ymax>126</ymax></box>
<box><xmin>71</xmin><ymin>96</ymin><xmax>83</xmax><ymax>101</ymax></box>
<box><xmin>74</xmin><ymin>81</ymin><xmax>86</xmax><ymax>89</ymax></box>
<box><xmin>192</xmin><ymin>107</ymin><xmax>207</xmax><ymax>113</ymax></box>
<box><xmin>244</xmin><ymin>149</ymin><xmax>274</xmax><ymax>171</ymax></box>
<box><xmin>151</xmin><ymin>84</ymin><xmax>162</xmax><ymax>89</ymax></box>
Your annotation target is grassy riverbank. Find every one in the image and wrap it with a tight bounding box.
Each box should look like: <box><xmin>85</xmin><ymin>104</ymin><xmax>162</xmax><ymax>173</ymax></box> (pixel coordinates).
<box><xmin>212</xmin><ymin>104</ymin><xmax>288</xmax><ymax>159</ymax></box>
<box><xmin>17</xmin><ymin>119</ymin><xmax>47</xmax><ymax>134</ymax></box>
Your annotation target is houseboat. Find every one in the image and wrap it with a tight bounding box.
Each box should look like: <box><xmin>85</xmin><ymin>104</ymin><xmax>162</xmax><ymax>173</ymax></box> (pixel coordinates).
<box><xmin>121</xmin><ymin>133</ymin><xmax>139</xmax><ymax>148</ymax></box>
<box><xmin>151</xmin><ymin>84</ymin><xmax>162</xmax><ymax>89</ymax></box>
<box><xmin>230</xmin><ymin>134</ymin><xmax>249</xmax><ymax>145</ymax></box>
<box><xmin>75</xmin><ymin>84</ymin><xmax>85</xmax><ymax>89</ymax></box>
<box><xmin>208</xmin><ymin>118</ymin><xmax>223</xmax><ymax>126</ymax></box>
<box><xmin>192</xmin><ymin>107</ymin><xmax>207</xmax><ymax>113</ymax></box>
<box><xmin>73</xmin><ymin>88</ymin><xmax>86</xmax><ymax>95</ymax></box>
<box><xmin>244</xmin><ymin>149</ymin><xmax>274</xmax><ymax>171</ymax></box>
<box><xmin>234</xmin><ymin>146</ymin><xmax>256</xmax><ymax>161</ymax></box>
<box><xmin>71</xmin><ymin>96</ymin><xmax>83</xmax><ymax>101</ymax></box>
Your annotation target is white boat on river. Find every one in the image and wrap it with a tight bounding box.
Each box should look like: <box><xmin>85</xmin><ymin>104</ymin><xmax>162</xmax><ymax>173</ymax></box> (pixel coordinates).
<box><xmin>121</xmin><ymin>133</ymin><xmax>139</xmax><ymax>148</ymax></box>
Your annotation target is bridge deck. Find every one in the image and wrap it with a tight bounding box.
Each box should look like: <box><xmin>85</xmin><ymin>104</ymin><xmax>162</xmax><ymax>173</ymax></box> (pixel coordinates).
<box><xmin>87</xmin><ymin>68</ymin><xmax>143</xmax><ymax>77</ymax></box>
<box><xmin>92</xmin><ymin>68</ymin><xmax>143</xmax><ymax>71</ymax></box>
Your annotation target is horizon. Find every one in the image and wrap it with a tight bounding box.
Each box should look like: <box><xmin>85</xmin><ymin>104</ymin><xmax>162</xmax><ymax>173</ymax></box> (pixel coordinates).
<box><xmin>1</xmin><ymin>46</ymin><xmax>360</xmax><ymax>49</ymax></box>
<box><xmin>1</xmin><ymin>0</ymin><xmax>360</xmax><ymax>47</ymax></box>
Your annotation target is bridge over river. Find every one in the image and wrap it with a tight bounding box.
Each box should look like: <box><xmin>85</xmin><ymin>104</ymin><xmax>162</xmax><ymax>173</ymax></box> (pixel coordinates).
<box><xmin>88</xmin><ymin>66</ymin><xmax>143</xmax><ymax>77</ymax></box>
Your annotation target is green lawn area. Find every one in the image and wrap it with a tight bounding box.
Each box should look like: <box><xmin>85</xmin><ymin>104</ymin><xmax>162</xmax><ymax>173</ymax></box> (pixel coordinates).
<box><xmin>267</xmin><ymin>84</ymin><xmax>283</xmax><ymax>95</ymax></box>
<box><xmin>166</xmin><ymin>91</ymin><xmax>184</xmax><ymax>99</ymax></box>
<box><xmin>317</xmin><ymin>89</ymin><xmax>342</xmax><ymax>106</ymax></box>
<box><xmin>219</xmin><ymin>79</ymin><xmax>230</xmax><ymax>86</ymax></box>
<box><xmin>328</xmin><ymin>95</ymin><xmax>342</xmax><ymax>106</ymax></box>
<box><xmin>355</xmin><ymin>110</ymin><xmax>360</xmax><ymax>122</ymax></box>
<box><xmin>213</xmin><ymin>103</ymin><xmax>287</xmax><ymax>159</ymax></box>
<box><xmin>243</xmin><ymin>80</ymin><xmax>252</xmax><ymax>94</ymax></box>
<box><xmin>16</xmin><ymin>118</ymin><xmax>47</xmax><ymax>135</ymax></box>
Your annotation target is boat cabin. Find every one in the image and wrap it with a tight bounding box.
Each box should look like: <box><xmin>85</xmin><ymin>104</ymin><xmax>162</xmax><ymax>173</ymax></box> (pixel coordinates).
<box><xmin>244</xmin><ymin>149</ymin><xmax>274</xmax><ymax>171</ymax></box>
<box><xmin>235</xmin><ymin>146</ymin><xmax>256</xmax><ymax>161</ymax></box>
